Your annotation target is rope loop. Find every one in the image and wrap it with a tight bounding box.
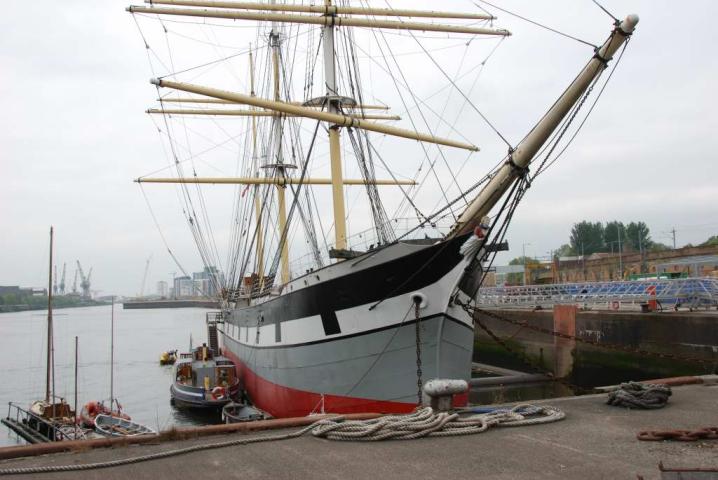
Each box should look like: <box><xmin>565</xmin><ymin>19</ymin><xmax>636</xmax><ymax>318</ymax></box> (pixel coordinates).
<box><xmin>607</xmin><ymin>381</ymin><xmax>672</xmax><ymax>409</ymax></box>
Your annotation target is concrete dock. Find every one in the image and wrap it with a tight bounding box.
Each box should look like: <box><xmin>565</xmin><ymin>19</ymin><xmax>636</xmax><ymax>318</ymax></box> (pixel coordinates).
<box><xmin>1</xmin><ymin>383</ymin><xmax>716</xmax><ymax>479</ymax></box>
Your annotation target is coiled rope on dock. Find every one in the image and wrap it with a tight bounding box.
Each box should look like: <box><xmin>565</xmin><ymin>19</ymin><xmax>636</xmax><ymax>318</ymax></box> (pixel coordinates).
<box><xmin>606</xmin><ymin>381</ymin><xmax>672</xmax><ymax>409</ymax></box>
<box><xmin>311</xmin><ymin>405</ymin><xmax>565</xmax><ymax>441</ymax></box>
<box><xmin>0</xmin><ymin>405</ymin><xmax>565</xmax><ymax>476</ymax></box>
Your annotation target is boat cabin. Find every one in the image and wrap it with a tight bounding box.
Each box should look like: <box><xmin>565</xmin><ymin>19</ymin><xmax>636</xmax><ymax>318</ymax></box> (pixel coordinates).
<box><xmin>175</xmin><ymin>344</ymin><xmax>237</xmax><ymax>390</ymax></box>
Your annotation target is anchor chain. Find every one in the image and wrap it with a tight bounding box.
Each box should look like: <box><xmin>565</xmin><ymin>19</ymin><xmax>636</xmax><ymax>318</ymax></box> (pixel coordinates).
<box><xmin>457</xmin><ymin>299</ymin><xmax>594</xmax><ymax>394</ymax></box>
<box><xmin>414</xmin><ymin>298</ymin><xmax>423</xmax><ymax>405</ymax></box>
<box><xmin>638</xmin><ymin>427</ymin><xmax>718</xmax><ymax>442</ymax></box>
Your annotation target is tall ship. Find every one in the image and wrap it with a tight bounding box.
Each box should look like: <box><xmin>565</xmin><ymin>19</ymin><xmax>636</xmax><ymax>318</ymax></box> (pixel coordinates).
<box><xmin>128</xmin><ymin>1</ymin><xmax>638</xmax><ymax>417</ymax></box>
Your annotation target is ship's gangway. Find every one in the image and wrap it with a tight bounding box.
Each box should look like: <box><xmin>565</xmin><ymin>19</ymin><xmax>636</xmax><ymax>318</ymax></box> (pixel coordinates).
<box><xmin>477</xmin><ymin>277</ymin><xmax>718</xmax><ymax>310</ymax></box>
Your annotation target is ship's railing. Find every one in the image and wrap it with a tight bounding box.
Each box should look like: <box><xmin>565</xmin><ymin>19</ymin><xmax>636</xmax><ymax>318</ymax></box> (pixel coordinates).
<box><xmin>477</xmin><ymin>277</ymin><xmax>718</xmax><ymax>310</ymax></box>
<box><xmin>5</xmin><ymin>402</ymin><xmax>74</xmax><ymax>442</ymax></box>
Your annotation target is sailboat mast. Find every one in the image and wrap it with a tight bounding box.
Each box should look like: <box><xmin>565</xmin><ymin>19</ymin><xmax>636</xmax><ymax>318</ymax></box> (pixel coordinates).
<box><xmin>110</xmin><ymin>296</ymin><xmax>115</xmax><ymax>408</ymax></box>
<box><xmin>46</xmin><ymin>226</ymin><xmax>54</xmax><ymax>403</ymax></box>
<box><xmin>74</xmin><ymin>335</ymin><xmax>78</xmax><ymax>436</ymax></box>
<box><xmin>249</xmin><ymin>46</ymin><xmax>265</xmax><ymax>293</ymax></box>
<box><xmin>322</xmin><ymin>0</ymin><xmax>347</xmax><ymax>253</ymax></box>
<box><xmin>450</xmin><ymin>15</ymin><xmax>638</xmax><ymax>238</ymax></box>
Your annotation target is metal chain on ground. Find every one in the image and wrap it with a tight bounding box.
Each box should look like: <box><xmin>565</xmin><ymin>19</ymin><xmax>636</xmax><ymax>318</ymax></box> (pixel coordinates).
<box><xmin>414</xmin><ymin>298</ymin><xmax>423</xmax><ymax>404</ymax></box>
<box><xmin>465</xmin><ymin>303</ymin><xmax>716</xmax><ymax>366</ymax></box>
<box><xmin>310</xmin><ymin>404</ymin><xmax>565</xmax><ymax>441</ymax></box>
<box><xmin>606</xmin><ymin>381</ymin><xmax>672</xmax><ymax>409</ymax></box>
<box><xmin>638</xmin><ymin>427</ymin><xmax>718</xmax><ymax>442</ymax></box>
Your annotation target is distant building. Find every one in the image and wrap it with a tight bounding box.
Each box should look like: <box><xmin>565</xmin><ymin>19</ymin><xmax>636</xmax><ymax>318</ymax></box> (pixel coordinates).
<box><xmin>157</xmin><ymin>281</ymin><xmax>168</xmax><ymax>298</ymax></box>
<box><xmin>0</xmin><ymin>286</ymin><xmax>46</xmax><ymax>297</ymax></box>
<box><xmin>173</xmin><ymin>276</ymin><xmax>193</xmax><ymax>298</ymax></box>
<box><xmin>192</xmin><ymin>266</ymin><xmax>225</xmax><ymax>298</ymax></box>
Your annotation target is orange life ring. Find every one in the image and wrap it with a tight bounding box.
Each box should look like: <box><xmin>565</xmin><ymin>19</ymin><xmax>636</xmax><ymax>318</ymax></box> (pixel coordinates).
<box><xmin>211</xmin><ymin>386</ymin><xmax>226</xmax><ymax>400</ymax></box>
<box><xmin>86</xmin><ymin>401</ymin><xmax>99</xmax><ymax>417</ymax></box>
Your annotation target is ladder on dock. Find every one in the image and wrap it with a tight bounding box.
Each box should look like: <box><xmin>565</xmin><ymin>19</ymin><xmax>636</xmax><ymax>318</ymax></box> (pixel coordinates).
<box><xmin>206</xmin><ymin>312</ymin><xmax>224</xmax><ymax>354</ymax></box>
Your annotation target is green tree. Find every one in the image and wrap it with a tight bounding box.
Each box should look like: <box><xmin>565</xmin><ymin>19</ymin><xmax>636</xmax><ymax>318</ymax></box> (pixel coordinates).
<box><xmin>570</xmin><ymin>221</ymin><xmax>605</xmax><ymax>255</ymax></box>
<box><xmin>649</xmin><ymin>242</ymin><xmax>672</xmax><ymax>252</ymax></box>
<box><xmin>700</xmin><ymin>235</ymin><xmax>718</xmax><ymax>246</ymax></box>
<box><xmin>625</xmin><ymin>221</ymin><xmax>652</xmax><ymax>251</ymax></box>
<box><xmin>604</xmin><ymin>221</ymin><xmax>627</xmax><ymax>252</ymax></box>
<box><xmin>554</xmin><ymin>243</ymin><xmax>575</xmax><ymax>258</ymax></box>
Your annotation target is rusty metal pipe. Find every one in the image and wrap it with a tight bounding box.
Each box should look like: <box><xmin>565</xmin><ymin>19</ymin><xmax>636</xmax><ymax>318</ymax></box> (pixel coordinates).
<box><xmin>0</xmin><ymin>412</ymin><xmax>382</xmax><ymax>460</ymax></box>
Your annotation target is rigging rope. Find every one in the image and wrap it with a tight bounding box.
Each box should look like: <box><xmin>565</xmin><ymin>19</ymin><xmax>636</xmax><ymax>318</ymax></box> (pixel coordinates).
<box><xmin>473</xmin><ymin>0</ymin><xmax>598</xmax><ymax>49</ymax></box>
<box><xmin>591</xmin><ymin>0</ymin><xmax>620</xmax><ymax>23</ymax></box>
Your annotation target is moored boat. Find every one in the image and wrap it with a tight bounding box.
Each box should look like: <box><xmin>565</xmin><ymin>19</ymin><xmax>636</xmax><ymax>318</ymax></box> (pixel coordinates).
<box><xmin>79</xmin><ymin>401</ymin><xmax>130</xmax><ymax>428</ymax></box>
<box><xmin>94</xmin><ymin>414</ymin><xmax>156</xmax><ymax>437</ymax></box>
<box><xmin>160</xmin><ymin>349</ymin><xmax>178</xmax><ymax>365</ymax></box>
<box><xmin>170</xmin><ymin>344</ymin><xmax>240</xmax><ymax>409</ymax></box>
<box><xmin>222</xmin><ymin>402</ymin><xmax>269</xmax><ymax>424</ymax></box>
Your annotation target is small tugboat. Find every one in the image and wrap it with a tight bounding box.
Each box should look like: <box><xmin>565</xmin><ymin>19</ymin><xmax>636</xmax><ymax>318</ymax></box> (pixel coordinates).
<box><xmin>222</xmin><ymin>402</ymin><xmax>269</xmax><ymax>424</ymax></box>
<box><xmin>94</xmin><ymin>414</ymin><xmax>156</xmax><ymax>437</ymax></box>
<box><xmin>160</xmin><ymin>349</ymin><xmax>178</xmax><ymax>365</ymax></box>
<box><xmin>170</xmin><ymin>343</ymin><xmax>240</xmax><ymax>409</ymax></box>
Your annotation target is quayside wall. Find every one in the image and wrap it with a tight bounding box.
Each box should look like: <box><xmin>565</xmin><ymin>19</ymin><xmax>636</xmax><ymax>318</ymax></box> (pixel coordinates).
<box><xmin>473</xmin><ymin>308</ymin><xmax>718</xmax><ymax>386</ymax></box>
<box><xmin>122</xmin><ymin>299</ymin><xmax>219</xmax><ymax>309</ymax></box>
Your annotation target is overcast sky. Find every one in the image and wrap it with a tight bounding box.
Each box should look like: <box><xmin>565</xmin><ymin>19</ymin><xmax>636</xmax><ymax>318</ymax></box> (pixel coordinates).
<box><xmin>1</xmin><ymin>0</ymin><xmax>716</xmax><ymax>296</ymax></box>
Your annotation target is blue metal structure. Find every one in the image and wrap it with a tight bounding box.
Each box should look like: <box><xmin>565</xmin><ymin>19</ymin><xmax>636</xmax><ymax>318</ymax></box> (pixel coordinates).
<box><xmin>478</xmin><ymin>278</ymin><xmax>718</xmax><ymax>310</ymax></box>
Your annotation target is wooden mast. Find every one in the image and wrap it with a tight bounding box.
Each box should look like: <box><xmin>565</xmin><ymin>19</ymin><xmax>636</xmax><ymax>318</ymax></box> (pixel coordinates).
<box><xmin>46</xmin><ymin>226</ymin><xmax>54</xmax><ymax>404</ymax></box>
<box><xmin>322</xmin><ymin>0</ymin><xmax>347</xmax><ymax>253</ymax></box>
<box><xmin>149</xmin><ymin>80</ymin><xmax>478</xmax><ymax>151</ymax></box>
<box><xmin>127</xmin><ymin>5</ymin><xmax>510</xmax><ymax>36</ymax></box>
<box><xmin>135</xmin><ymin>177</ymin><xmax>416</xmax><ymax>185</ymax></box>
<box><xmin>146</xmin><ymin>108</ymin><xmax>401</xmax><ymax>120</ymax></box>
<box><xmin>143</xmin><ymin>0</ymin><xmax>497</xmax><ymax>20</ymax></box>
<box><xmin>249</xmin><ymin>46</ymin><xmax>264</xmax><ymax>293</ymax></box>
<box><xmin>157</xmin><ymin>97</ymin><xmax>392</xmax><ymax>110</ymax></box>
<box><xmin>449</xmin><ymin>15</ymin><xmax>639</xmax><ymax>238</ymax></box>
<box><xmin>269</xmin><ymin>1</ymin><xmax>290</xmax><ymax>285</ymax></box>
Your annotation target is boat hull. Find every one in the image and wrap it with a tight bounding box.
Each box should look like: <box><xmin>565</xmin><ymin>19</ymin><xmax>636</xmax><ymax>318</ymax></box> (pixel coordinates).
<box><xmin>221</xmin><ymin>314</ymin><xmax>472</xmax><ymax>417</ymax></box>
<box><xmin>170</xmin><ymin>381</ymin><xmax>240</xmax><ymax>409</ymax></box>
<box><xmin>220</xmin><ymin>235</ymin><xmax>479</xmax><ymax>417</ymax></box>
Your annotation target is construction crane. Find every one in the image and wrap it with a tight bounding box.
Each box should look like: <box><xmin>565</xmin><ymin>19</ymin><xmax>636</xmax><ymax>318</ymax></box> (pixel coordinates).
<box><xmin>53</xmin><ymin>265</ymin><xmax>58</xmax><ymax>295</ymax></box>
<box><xmin>59</xmin><ymin>263</ymin><xmax>66</xmax><ymax>295</ymax></box>
<box><xmin>139</xmin><ymin>255</ymin><xmax>152</xmax><ymax>298</ymax></box>
<box><xmin>76</xmin><ymin>261</ymin><xmax>92</xmax><ymax>299</ymax></box>
<box><xmin>72</xmin><ymin>269</ymin><xmax>78</xmax><ymax>294</ymax></box>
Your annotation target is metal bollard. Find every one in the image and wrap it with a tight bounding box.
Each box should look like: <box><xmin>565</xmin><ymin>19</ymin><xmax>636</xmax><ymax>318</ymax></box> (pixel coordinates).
<box><xmin>422</xmin><ymin>379</ymin><xmax>468</xmax><ymax>412</ymax></box>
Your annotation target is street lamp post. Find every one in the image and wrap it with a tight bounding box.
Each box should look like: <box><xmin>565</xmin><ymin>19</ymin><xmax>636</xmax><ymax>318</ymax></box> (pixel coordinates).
<box><xmin>617</xmin><ymin>227</ymin><xmax>623</xmax><ymax>279</ymax></box>
<box><xmin>522</xmin><ymin>242</ymin><xmax>531</xmax><ymax>286</ymax></box>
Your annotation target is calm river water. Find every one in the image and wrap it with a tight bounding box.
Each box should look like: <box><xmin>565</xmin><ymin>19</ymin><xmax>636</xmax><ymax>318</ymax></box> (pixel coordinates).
<box><xmin>0</xmin><ymin>305</ymin><xmax>218</xmax><ymax>447</ymax></box>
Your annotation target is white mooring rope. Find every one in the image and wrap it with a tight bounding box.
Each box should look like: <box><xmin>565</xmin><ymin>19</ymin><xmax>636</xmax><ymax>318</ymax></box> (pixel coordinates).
<box><xmin>311</xmin><ymin>405</ymin><xmax>565</xmax><ymax>441</ymax></box>
<box><xmin>0</xmin><ymin>405</ymin><xmax>565</xmax><ymax>476</ymax></box>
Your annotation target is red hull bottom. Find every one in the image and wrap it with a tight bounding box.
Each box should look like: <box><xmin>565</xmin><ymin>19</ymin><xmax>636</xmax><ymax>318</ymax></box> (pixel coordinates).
<box><xmin>222</xmin><ymin>348</ymin><xmax>468</xmax><ymax>418</ymax></box>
